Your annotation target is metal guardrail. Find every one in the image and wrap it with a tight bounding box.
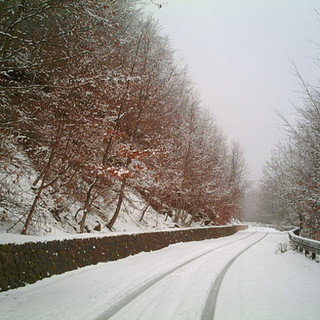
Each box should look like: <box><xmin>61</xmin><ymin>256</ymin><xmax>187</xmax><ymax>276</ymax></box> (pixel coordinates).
<box><xmin>288</xmin><ymin>228</ymin><xmax>320</xmax><ymax>259</ymax></box>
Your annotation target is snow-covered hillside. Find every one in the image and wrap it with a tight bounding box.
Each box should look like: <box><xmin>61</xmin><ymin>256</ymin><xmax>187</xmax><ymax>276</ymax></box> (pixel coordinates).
<box><xmin>0</xmin><ymin>141</ymin><xmax>195</xmax><ymax>241</ymax></box>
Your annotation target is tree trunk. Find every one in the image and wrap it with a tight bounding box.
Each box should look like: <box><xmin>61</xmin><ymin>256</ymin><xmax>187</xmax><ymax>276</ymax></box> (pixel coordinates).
<box><xmin>107</xmin><ymin>157</ymin><xmax>131</xmax><ymax>230</ymax></box>
<box><xmin>107</xmin><ymin>177</ymin><xmax>127</xmax><ymax>230</ymax></box>
<box><xmin>181</xmin><ymin>210</ymin><xmax>188</xmax><ymax>225</ymax></box>
<box><xmin>186</xmin><ymin>210</ymin><xmax>196</xmax><ymax>227</ymax></box>
<box><xmin>21</xmin><ymin>142</ymin><xmax>57</xmax><ymax>235</ymax></box>
<box><xmin>21</xmin><ymin>183</ymin><xmax>45</xmax><ymax>235</ymax></box>
<box><xmin>139</xmin><ymin>204</ymin><xmax>149</xmax><ymax>222</ymax></box>
<box><xmin>79</xmin><ymin>177</ymin><xmax>98</xmax><ymax>233</ymax></box>
<box><xmin>174</xmin><ymin>208</ymin><xmax>181</xmax><ymax>223</ymax></box>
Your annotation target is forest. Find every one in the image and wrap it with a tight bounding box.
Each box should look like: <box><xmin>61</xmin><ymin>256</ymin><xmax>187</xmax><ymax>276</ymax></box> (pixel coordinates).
<box><xmin>0</xmin><ymin>0</ymin><xmax>248</xmax><ymax>235</ymax></box>
<box><xmin>247</xmin><ymin>70</ymin><xmax>320</xmax><ymax>241</ymax></box>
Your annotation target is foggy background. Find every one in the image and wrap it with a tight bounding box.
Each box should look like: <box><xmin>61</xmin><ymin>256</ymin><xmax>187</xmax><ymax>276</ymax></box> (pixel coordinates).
<box><xmin>144</xmin><ymin>0</ymin><xmax>320</xmax><ymax>181</ymax></box>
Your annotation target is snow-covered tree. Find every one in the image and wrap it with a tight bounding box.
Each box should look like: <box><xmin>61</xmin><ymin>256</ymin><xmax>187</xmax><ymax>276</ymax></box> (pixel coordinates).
<box><xmin>259</xmin><ymin>70</ymin><xmax>320</xmax><ymax>239</ymax></box>
<box><xmin>1</xmin><ymin>0</ymin><xmax>249</xmax><ymax>234</ymax></box>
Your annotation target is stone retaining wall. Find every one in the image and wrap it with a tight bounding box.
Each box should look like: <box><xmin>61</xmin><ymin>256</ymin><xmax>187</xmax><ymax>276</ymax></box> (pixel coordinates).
<box><xmin>0</xmin><ymin>225</ymin><xmax>247</xmax><ymax>292</ymax></box>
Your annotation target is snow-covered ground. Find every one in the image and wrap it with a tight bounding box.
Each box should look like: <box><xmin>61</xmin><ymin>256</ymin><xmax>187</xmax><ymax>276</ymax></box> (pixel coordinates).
<box><xmin>1</xmin><ymin>227</ymin><xmax>319</xmax><ymax>320</ymax></box>
<box><xmin>0</xmin><ymin>140</ymin><xmax>181</xmax><ymax>239</ymax></box>
<box><xmin>1</xmin><ymin>140</ymin><xmax>242</xmax><ymax>247</ymax></box>
<box><xmin>215</xmin><ymin>230</ymin><xmax>320</xmax><ymax>320</ymax></box>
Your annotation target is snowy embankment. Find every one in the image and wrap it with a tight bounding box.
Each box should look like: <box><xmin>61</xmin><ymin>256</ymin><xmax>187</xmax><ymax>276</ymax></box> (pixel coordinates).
<box><xmin>1</xmin><ymin>227</ymin><xmax>319</xmax><ymax>320</ymax></box>
<box><xmin>1</xmin><ymin>141</ymin><xmax>215</xmax><ymax>243</ymax></box>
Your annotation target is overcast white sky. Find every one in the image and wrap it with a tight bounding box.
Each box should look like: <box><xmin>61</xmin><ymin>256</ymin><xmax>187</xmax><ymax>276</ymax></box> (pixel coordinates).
<box><xmin>144</xmin><ymin>0</ymin><xmax>320</xmax><ymax>181</ymax></box>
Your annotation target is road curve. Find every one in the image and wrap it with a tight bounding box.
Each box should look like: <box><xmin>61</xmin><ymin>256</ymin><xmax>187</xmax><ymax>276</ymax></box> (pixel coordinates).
<box><xmin>96</xmin><ymin>230</ymin><xmax>267</xmax><ymax>320</ymax></box>
<box><xmin>2</xmin><ymin>229</ymin><xmax>319</xmax><ymax>320</ymax></box>
<box><xmin>200</xmin><ymin>232</ymin><xmax>268</xmax><ymax>320</ymax></box>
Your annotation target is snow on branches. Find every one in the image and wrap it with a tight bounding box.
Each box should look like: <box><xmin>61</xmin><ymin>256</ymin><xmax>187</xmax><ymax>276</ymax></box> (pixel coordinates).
<box><xmin>1</xmin><ymin>0</ymin><xmax>248</xmax><ymax>234</ymax></box>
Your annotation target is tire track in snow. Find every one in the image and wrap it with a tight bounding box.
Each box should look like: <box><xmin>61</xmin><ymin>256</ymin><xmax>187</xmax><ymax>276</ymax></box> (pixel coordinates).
<box><xmin>95</xmin><ymin>231</ymin><xmax>257</xmax><ymax>320</ymax></box>
<box><xmin>200</xmin><ymin>232</ymin><xmax>268</xmax><ymax>320</ymax></box>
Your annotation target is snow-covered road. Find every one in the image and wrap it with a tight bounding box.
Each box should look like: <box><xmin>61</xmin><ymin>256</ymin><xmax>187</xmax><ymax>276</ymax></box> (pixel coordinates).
<box><xmin>1</xmin><ymin>227</ymin><xmax>319</xmax><ymax>320</ymax></box>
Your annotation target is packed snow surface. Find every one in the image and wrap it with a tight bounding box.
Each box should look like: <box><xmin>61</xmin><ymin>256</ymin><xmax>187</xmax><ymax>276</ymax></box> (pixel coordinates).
<box><xmin>1</xmin><ymin>227</ymin><xmax>319</xmax><ymax>320</ymax></box>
